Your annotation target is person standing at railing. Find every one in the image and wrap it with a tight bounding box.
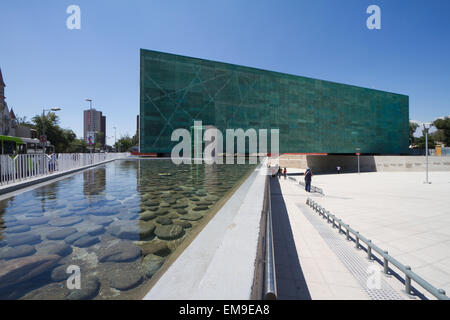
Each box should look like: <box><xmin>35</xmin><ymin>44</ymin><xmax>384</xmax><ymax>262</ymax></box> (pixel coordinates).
<box><xmin>48</xmin><ymin>152</ymin><xmax>56</xmax><ymax>173</ymax></box>
<box><xmin>304</xmin><ymin>167</ymin><xmax>312</xmax><ymax>192</ymax></box>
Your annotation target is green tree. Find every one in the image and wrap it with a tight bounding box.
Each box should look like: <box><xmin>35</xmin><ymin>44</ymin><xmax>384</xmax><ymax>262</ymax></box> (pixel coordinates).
<box><xmin>31</xmin><ymin>112</ymin><xmax>77</xmax><ymax>153</ymax></box>
<box><xmin>415</xmin><ymin>130</ymin><xmax>436</xmax><ymax>149</ymax></box>
<box><xmin>433</xmin><ymin>117</ymin><xmax>450</xmax><ymax>146</ymax></box>
<box><xmin>114</xmin><ymin>134</ymin><xmax>136</xmax><ymax>152</ymax></box>
<box><xmin>409</xmin><ymin>121</ymin><xmax>420</xmax><ymax>146</ymax></box>
<box><xmin>94</xmin><ymin>131</ymin><xmax>105</xmax><ymax>150</ymax></box>
<box><xmin>67</xmin><ymin>138</ymin><xmax>88</xmax><ymax>153</ymax></box>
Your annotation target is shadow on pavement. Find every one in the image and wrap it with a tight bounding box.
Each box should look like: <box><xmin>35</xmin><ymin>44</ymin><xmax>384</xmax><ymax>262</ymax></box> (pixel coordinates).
<box><xmin>270</xmin><ymin>177</ymin><xmax>311</xmax><ymax>300</ymax></box>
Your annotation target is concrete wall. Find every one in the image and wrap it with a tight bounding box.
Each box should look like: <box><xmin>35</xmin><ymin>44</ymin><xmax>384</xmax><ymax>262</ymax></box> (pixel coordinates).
<box><xmin>144</xmin><ymin>162</ymin><xmax>268</xmax><ymax>300</ymax></box>
<box><xmin>276</xmin><ymin>155</ymin><xmax>450</xmax><ymax>174</ymax></box>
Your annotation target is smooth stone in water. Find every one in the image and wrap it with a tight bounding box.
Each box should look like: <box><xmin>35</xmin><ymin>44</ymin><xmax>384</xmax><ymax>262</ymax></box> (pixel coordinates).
<box><xmin>98</xmin><ymin>241</ymin><xmax>141</xmax><ymax>262</ymax></box>
<box><xmin>5</xmin><ymin>225</ymin><xmax>31</xmax><ymax>234</ymax></box>
<box><xmin>117</xmin><ymin>211</ymin><xmax>139</xmax><ymax>220</ymax></box>
<box><xmin>139</xmin><ymin>242</ymin><xmax>171</xmax><ymax>257</ymax></box>
<box><xmin>156</xmin><ymin>217</ymin><xmax>172</xmax><ymax>225</ymax></box>
<box><xmin>141</xmin><ymin>254</ymin><xmax>164</xmax><ymax>278</ymax></box>
<box><xmin>154</xmin><ymin>225</ymin><xmax>184</xmax><ymax>240</ymax></box>
<box><xmin>46</xmin><ymin>228</ymin><xmax>77</xmax><ymax>240</ymax></box>
<box><xmin>0</xmin><ymin>245</ymin><xmax>36</xmax><ymax>260</ymax></box>
<box><xmin>91</xmin><ymin>207</ymin><xmax>119</xmax><ymax>216</ymax></box>
<box><xmin>90</xmin><ymin>216</ymin><xmax>114</xmax><ymax>226</ymax></box>
<box><xmin>140</xmin><ymin>211</ymin><xmax>157</xmax><ymax>221</ymax></box>
<box><xmin>73</xmin><ymin>235</ymin><xmax>99</xmax><ymax>248</ymax></box>
<box><xmin>144</xmin><ymin>200</ymin><xmax>159</xmax><ymax>207</ymax></box>
<box><xmin>0</xmin><ymin>255</ymin><xmax>60</xmax><ymax>291</ymax></box>
<box><xmin>7</xmin><ymin>234</ymin><xmax>41</xmax><ymax>247</ymax></box>
<box><xmin>38</xmin><ymin>242</ymin><xmax>73</xmax><ymax>257</ymax></box>
<box><xmin>155</xmin><ymin>209</ymin><xmax>169</xmax><ymax>216</ymax></box>
<box><xmin>3</xmin><ymin>216</ymin><xmax>17</xmax><ymax>223</ymax></box>
<box><xmin>173</xmin><ymin>220</ymin><xmax>192</xmax><ymax>229</ymax></box>
<box><xmin>87</xmin><ymin>225</ymin><xmax>105</xmax><ymax>236</ymax></box>
<box><xmin>109</xmin><ymin>221</ymin><xmax>155</xmax><ymax>240</ymax></box>
<box><xmin>176</xmin><ymin>209</ymin><xmax>188</xmax><ymax>215</ymax></box>
<box><xmin>180</xmin><ymin>213</ymin><xmax>203</xmax><ymax>221</ymax></box>
<box><xmin>109</xmin><ymin>271</ymin><xmax>143</xmax><ymax>291</ymax></box>
<box><xmin>64</xmin><ymin>232</ymin><xmax>87</xmax><ymax>244</ymax></box>
<box><xmin>51</xmin><ymin>264</ymin><xmax>70</xmax><ymax>282</ymax></box>
<box><xmin>193</xmin><ymin>206</ymin><xmax>208</xmax><ymax>211</ymax></box>
<box><xmin>167</xmin><ymin>212</ymin><xmax>178</xmax><ymax>219</ymax></box>
<box><xmin>50</xmin><ymin>217</ymin><xmax>83</xmax><ymax>227</ymax></box>
<box><xmin>66</xmin><ymin>277</ymin><xmax>100</xmax><ymax>300</ymax></box>
<box><xmin>23</xmin><ymin>217</ymin><xmax>50</xmax><ymax>226</ymax></box>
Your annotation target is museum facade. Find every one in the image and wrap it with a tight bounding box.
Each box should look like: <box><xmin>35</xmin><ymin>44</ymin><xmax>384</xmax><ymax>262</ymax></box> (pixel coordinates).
<box><xmin>139</xmin><ymin>49</ymin><xmax>409</xmax><ymax>155</ymax></box>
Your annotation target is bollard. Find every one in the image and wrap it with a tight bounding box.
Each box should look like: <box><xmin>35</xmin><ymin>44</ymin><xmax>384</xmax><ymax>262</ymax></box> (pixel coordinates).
<box><xmin>332</xmin><ymin>217</ymin><xmax>336</xmax><ymax>228</ymax></box>
<box><xmin>327</xmin><ymin>211</ymin><xmax>331</xmax><ymax>223</ymax></box>
<box><xmin>346</xmin><ymin>225</ymin><xmax>350</xmax><ymax>241</ymax></box>
<box><xmin>405</xmin><ymin>266</ymin><xmax>412</xmax><ymax>295</ymax></box>
<box><xmin>367</xmin><ymin>240</ymin><xmax>372</xmax><ymax>260</ymax></box>
<box><xmin>355</xmin><ymin>232</ymin><xmax>360</xmax><ymax>249</ymax></box>
<box><xmin>383</xmin><ymin>251</ymin><xmax>389</xmax><ymax>274</ymax></box>
<box><xmin>338</xmin><ymin>221</ymin><xmax>342</xmax><ymax>234</ymax></box>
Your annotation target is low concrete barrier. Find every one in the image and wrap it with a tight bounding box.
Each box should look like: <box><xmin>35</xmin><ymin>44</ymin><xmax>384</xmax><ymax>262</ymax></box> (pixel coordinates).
<box><xmin>281</xmin><ymin>155</ymin><xmax>450</xmax><ymax>174</ymax></box>
<box><xmin>144</xmin><ymin>162</ymin><xmax>269</xmax><ymax>300</ymax></box>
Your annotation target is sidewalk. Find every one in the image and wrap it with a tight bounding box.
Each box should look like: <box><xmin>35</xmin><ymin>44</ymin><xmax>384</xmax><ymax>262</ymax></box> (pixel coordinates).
<box><xmin>271</xmin><ymin>176</ymin><xmax>371</xmax><ymax>299</ymax></box>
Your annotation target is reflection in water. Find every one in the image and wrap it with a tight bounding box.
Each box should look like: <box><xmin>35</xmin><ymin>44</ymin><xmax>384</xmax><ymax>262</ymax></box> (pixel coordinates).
<box><xmin>83</xmin><ymin>167</ymin><xmax>106</xmax><ymax>197</ymax></box>
<box><xmin>0</xmin><ymin>160</ymin><xmax>255</xmax><ymax>299</ymax></box>
<box><xmin>0</xmin><ymin>198</ymin><xmax>14</xmax><ymax>244</ymax></box>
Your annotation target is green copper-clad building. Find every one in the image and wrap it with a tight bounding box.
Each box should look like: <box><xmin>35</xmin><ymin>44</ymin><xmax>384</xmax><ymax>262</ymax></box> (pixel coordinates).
<box><xmin>140</xmin><ymin>49</ymin><xmax>409</xmax><ymax>155</ymax></box>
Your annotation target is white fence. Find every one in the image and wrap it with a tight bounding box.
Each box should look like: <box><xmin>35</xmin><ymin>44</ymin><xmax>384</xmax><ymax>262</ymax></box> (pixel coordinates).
<box><xmin>0</xmin><ymin>153</ymin><xmax>129</xmax><ymax>186</ymax></box>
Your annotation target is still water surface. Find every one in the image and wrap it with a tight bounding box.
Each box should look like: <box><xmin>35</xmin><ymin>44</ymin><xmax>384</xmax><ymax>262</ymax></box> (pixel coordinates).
<box><xmin>0</xmin><ymin>159</ymin><xmax>255</xmax><ymax>299</ymax></box>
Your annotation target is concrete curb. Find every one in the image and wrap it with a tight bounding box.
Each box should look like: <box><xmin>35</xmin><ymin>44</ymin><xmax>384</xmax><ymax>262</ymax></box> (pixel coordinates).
<box><xmin>144</xmin><ymin>163</ymin><xmax>269</xmax><ymax>300</ymax></box>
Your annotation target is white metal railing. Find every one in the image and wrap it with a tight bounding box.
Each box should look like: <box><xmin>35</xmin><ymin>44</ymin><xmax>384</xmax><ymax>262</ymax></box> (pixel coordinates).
<box><xmin>0</xmin><ymin>153</ymin><xmax>129</xmax><ymax>186</ymax></box>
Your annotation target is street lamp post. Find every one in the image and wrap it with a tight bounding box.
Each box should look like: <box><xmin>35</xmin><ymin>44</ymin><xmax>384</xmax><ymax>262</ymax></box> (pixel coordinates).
<box><xmin>356</xmin><ymin>148</ymin><xmax>361</xmax><ymax>174</ymax></box>
<box><xmin>423</xmin><ymin>123</ymin><xmax>432</xmax><ymax>184</ymax></box>
<box><xmin>113</xmin><ymin>126</ymin><xmax>117</xmax><ymax>152</ymax></box>
<box><xmin>41</xmin><ymin>107</ymin><xmax>61</xmax><ymax>153</ymax></box>
<box><xmin>85</xmin><ymin>99</ymin><xmax>94</xmax><ymax>153</ymax></box>
<box><xmin>85</xmin><ymin>98</ymin><xmax>92</xmax><ymax>110</ymax></box>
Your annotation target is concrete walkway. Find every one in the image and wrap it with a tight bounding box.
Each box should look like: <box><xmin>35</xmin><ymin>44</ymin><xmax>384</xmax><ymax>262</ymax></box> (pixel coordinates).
<box><xmin>302</xmin><ymin>171</ymin><xmax>450</xmax><ymax>297</ymax></box>
<box><xmin>271</xmin><ymin>176</ymin><xmax>371</xmax><ymax>300</ymax></box>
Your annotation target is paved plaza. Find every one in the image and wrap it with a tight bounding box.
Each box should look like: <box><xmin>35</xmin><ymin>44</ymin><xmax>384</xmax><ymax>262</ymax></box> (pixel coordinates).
<box><xmin>286</xmin><ymin>170</ymin><xmax>450</xmax><ymax>297</ymax></box>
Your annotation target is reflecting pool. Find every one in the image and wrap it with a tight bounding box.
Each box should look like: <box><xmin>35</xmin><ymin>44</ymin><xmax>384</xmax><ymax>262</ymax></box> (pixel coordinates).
<box><xmin>0</xmin><ymin>159</ymin><xmax>256</xmax><ymax>299</ymax></box>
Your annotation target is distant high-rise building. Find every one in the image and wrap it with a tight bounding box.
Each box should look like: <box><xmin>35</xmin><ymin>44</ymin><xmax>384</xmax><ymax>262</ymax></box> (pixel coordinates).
<box><xmin>84</xmin><ymin>108</ymin><xmax>106</xmax><ymax>148</ymax></box>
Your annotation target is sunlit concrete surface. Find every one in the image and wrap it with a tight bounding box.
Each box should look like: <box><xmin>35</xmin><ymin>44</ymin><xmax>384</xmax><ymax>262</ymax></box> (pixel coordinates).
<box><xmin>299</xmin><ymin>171</ymin><xmax>450</xmax><ymax>296</ymax></box>
<box><xmin>271</xmin><ymin>177</ymin><xmax>370</xmax><ymax>300</ymax></box>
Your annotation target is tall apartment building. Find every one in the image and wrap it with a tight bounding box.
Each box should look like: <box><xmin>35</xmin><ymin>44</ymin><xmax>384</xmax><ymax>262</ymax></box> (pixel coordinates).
<box><xmin>83</xmin><ymin>108</ymin><xmax>106</xmax><ymax>148</ymax></box>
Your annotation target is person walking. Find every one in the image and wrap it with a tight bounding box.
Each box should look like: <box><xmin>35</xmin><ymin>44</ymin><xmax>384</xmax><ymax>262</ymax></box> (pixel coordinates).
<box><xmin>304</xmin><ymin>167</ymin><xmax>312</xmax><ymax>192</ymax></box>
<box><xmin>283</xmin><ymin>167</ymin><xmax>287</xmax><ymax>179</ymax></box>
<box><xmin>278</xmin><ymin>167</ymin><xmax>282</xmax><ymax>179</ymax></box>
<box><xmin>337</xmin><ymin>166</ymin><xmax>341</xmax><ymax>174</ymax></box>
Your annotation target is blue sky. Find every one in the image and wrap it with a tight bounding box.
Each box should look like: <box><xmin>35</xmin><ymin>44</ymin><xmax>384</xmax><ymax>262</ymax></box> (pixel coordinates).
<box><xmin>1</xmin><ymin>0</ymin><xmax>449</xmax><ymax>145</ymax></box>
